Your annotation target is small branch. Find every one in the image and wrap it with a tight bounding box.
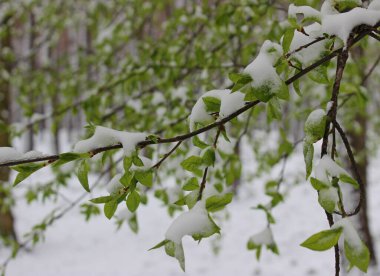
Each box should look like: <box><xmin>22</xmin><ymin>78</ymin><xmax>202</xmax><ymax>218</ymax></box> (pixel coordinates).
<box><xmin>197</xmin><ymin>167</ymin><xmax>209</xmax><ymax>201</ymax></box>
<box><xmin>369</xmin><ymin>32</ymin><xmax>380</xmax><ymax>42</ymax></box>
<box><xmin>332</xmin><ymin>120</ymin><xmax>365</xmax><ymax>216</ymax></box>
<box><xmin>152</xmin><ymin>141</ymin><xmax>183</xmax><ymax>169</ymax></box>
<box><xmin>362</xmin><ymin>53</ymin><xmax>380</xmax><ymax>85</ymax></box>
<box><xmin>285</xmin><ymin>36</ymin><xmax>326</xmax><ymax>59</ymax></box>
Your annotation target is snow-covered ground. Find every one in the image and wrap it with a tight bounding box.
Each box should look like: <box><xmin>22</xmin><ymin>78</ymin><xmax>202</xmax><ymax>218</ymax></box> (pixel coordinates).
<box><xmin>1</xmin><ymin>134</ymin><xmax>380</xmax><ymax>276</ymax></box>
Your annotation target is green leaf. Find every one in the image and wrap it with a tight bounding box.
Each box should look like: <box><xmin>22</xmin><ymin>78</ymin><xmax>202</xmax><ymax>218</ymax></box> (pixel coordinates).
<box><xmin>309</xmin><ymin>63</ymin><xmax>329</xmax><ymax>84</ymax></box>
<box><xmin>165</xmin><ymin>241</ymin><xmax>186</xmax><ymax>271</ymax></box>
<box><xmin>77</xmin><ymin>160</ymin><xmax>90</xmax><ymax>192</ymax></box>
<box><xmin>90</xmin><ymin>196</ymin><xmax>114</xmax><ymax>204</ymax></box>
<box><xmin>266</xmin><ymin>98</ymin><xmax>281</xmax><ymax>122</ymax></box>
<box><xmin>303</xmin><ymin>141</ymin><xmax>314</xmax><ymax>179</ymax></box>
<box><xmin>180</xmin><ymin>156</ymin><xmax>204</xmax><ymax>176</ymax></box>
<box><xmin>253</xmin><ymin>84</ymin><xmax>274</xmax><ymax>102</ymax></box>
<box><xmin>202</xmin><ymin>147</ymin><xmax>215</xmax><ymax>166</ymax></box>
<box><xmin>318</xmin><ymin>187</ymin><xmax>338</xmax><ymax>213</ymax></box>
<box><xmin>339</xmin><ymin>174</ymin><xmax>359</xmax><ymax>189</ymax></box>
<box><xmin>12</xmin><ymin>163</ymin><xmax>44</xmax><ymax>186</ymax></box>
<box><xmin>230</xmin><ymin>73</ymin><xmax>253</xmax><ymax>92</ymax></box>
<box><xmin>310</xmin><ymin>177</ymin><xmax>329</xmax><ymax>191</ymax></box>
<box><xmin>206</xmin><ymin>193</ymin><xmax>233</xmax><ymax>212</ymax></box>
<box><xmin>123</xmin><ymin>156</ymin><xmax>132</xmax><ymax>171</ymax></box>
<box><xmin>282</xmin><ymin>28</ymin><xmax>295</xmax><ymax>52</ymax></box>
<box><xmin>53</xmin><ymin>152</ymin><xmax>84</xmax><ymax>167</ymax></box>
<box><xmin>202</xmin><ymin>96</ymin><xmax>221</xmax><ymax>113</ymax></box>
<box><xmin>192</xmin><ymin>136</ymin><xmax>208</xmax><ymax>149</ymax></box>
<box><xmin>301</xmin><ymin>228</ymin><xmax>342</xmax><ymax>251</ymax></box>
<box><xmin>182</xmin><ymin>177</ymin><xmax>199</xmax><ymax>191</ymax></box>
<box><xmin>304</xmin><ymin>109</ymin><xmax>326</xmax><ymax>143</ymax></box>
<box><xmin>127</xmin><ymin>190</ymin><xmax>140</xmax><ymax>212</ymax></box>
<box><xmin>104</xmin><ymin>199</ymin><xmax>118</xmax><ymax>219</ymax></box>
<box><xmin>132</xmin><ymin>155</ymin><xmax>144</xmax><ymax>166</ymax></box>
<box><xmin>135</xmin><ymin>170</ymin><xmax>153</xmax><ymax>188</ymax></box>
<box><xmin>149</xmin><ymin>239</ymin><xmax>170</xmax><ymax>251</ymax></box>
<box><xmin>344</xmin><ymin>240</ymin><xmax>370</xmax><ymax>272</ymax></box>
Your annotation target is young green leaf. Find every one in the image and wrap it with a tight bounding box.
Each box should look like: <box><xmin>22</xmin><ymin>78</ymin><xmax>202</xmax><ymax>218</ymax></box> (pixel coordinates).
<box><xmin>202</xmin><ymin>147</ymin><xmax>215</xmax><ymax>166</ymax></box>
<box><xmin>104</xmin><ymin>199</ymin><xmax>118</xmax><ymax>219</ymax></box>
<box><xmin>77</xmin><ymin>160</ymin><xmax>90</xmax><ymax>192</ymax></box>
<box><xmin>303</xmin><ymin>141</ymin><xmax>314</xmax><ymax>180</ymax></box>
<box><xmin>127</xmin><ymin>190</ymin><xmax>140</xmax><ymax>212</ymax></box>
<box><xmin>339</xmin><ymin>174</ymin><xmax>359</xmax><ymax>189</ymax></box>
<box><xmin>202</xmin><ymin>96</ymin><xmax>221</xmax><ymax>113</ymax></box>
<box><xmin>135</xmin><ymin>170</ymin><xmax>153</xmax><ymax>188</ymax></box>
<box><xmin>301</xmin><ymin>228</ymin><xmax>343</xmax><ymax>251</ymax></box>
<box><xmin>12</xmin><ymin>163</ymin><xmax>44</xmax><ymax>186</ymax></box>
<box><xmin>180</xmin><ymin>156</ymin><xmax>204</xmax><ymax>176</ymax></box>
<box><xmin>282</xmin><ymin>28</ymin><xmax>295</xmax><ymax>52</ymax></box>
<box><xmin>182</xmin><ymin>177</ymin><xmax>199</xmax><ymax>191</ymax></box>
<box><xmin>344</xmin><ymin>240</ymin><xmax>370</xmax><ymax>272</ymax></box>
<box><xmin>310</xmin><ymin>177</ymin><xmax>329</xmax><ymax>190</ymax></box>
<box><xmin>149</xmin><ymin>239</ymin><xmax>170</xmax><ymax>251</ymax></box>
<box><xmin>206</xmin><ymin>193</ymin><xmax>233</xmax><ymax>212</ymax></box>
<box><xmin>90</xmin><ymin>195</ymin><xmax>114</xmax><ymax>204</ymax></box>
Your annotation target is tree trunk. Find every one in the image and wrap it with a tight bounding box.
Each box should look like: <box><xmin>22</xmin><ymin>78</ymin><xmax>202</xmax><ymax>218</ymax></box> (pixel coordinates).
<box><xmin>0</xmin><ymin>15</ymin><xmax>17</xmax><ymax>242</ymax></box>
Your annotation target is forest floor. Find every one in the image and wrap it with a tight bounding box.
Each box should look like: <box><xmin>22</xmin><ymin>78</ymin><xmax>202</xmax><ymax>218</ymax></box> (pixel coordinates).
<box><xmin>1</xmin><ymin>134</ymin><xmax>380</xmax><ymax>276</ymax></box>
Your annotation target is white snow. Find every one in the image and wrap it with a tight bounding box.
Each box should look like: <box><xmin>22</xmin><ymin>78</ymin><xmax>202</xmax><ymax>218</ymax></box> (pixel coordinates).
<box><xmin>314</xmin><ymin>155</ymin><xmax>348</xmax><ymax>184</ymax></box>
<box><xmin>369</xmin><ymin>0</ymin><xmax>380</xmax><ymax>10</ymax></box>
<box><xmin>189</xmin><ymin>90</ymin><xmax>229</xmax><ymax>131</ymax></box>
<box><xmin>243</xmin><ymin>40</ymin><xmax>283</xmax><ymax>95</ymax></box>
<box><xmin>22</xmin><ymin>150</ymin><xmax>44</xmax><ymax>159</ymax></box>
<box><xmin>165</xmin><ymin>201</ymin><xmax>216</xmax><ymax>244</ymax></box>
<box><xmin>106</xmin><ymin>173</ymin><xmax>123</xmax><ymax>195</ymax></box>
<box><xmin>332</xmin><ymin>217</ymin><xmax>362</xmax><ymax>249</ymax></box>
<box><xmin>219</xmin><ymin>91</ymin><xmax>245</xmax><ymax>119</ymax></box>
<box><xmin>288</xmin><ymin>4</ymin><xmax>321</xmax><ymax>21</ymax></box>
<box><xmin>305</xmin><ymin>109</ymin><xmax>325</xmax><ymax>127</ymax></box>
<box><xmin>74</xmin><ymin>126</ymin><xmax>146</xmax><ymax>156</ymax></box>
<box><xmin>289</xmin><ymin>23</ymin><xmax>326</xmax><ymax>65</ymax></box>
<box><xmin>321</xmin><ymin>6</ymin><xmax>380</xmax><ymax>45</ymax></box>
<box><xmin>248</xmin><ymin>227</ymin><xmax>275</xmax><ymax>246</ymax></box>
<box><xmin>319</xmin><ymin>186</ymin><xmax>339</xmax><ymax>210</ymax></box>
<box><xmin>0</xmin><ymin>147</ymin><xmax>23</xmax><ymax>163</ymax></box>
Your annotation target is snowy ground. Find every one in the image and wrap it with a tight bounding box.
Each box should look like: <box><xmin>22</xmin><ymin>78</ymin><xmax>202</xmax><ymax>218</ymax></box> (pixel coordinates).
<box><xmin>1</xmin><ymin>134</ymin><xmax>380</xmax><ymax>276</ymax></box>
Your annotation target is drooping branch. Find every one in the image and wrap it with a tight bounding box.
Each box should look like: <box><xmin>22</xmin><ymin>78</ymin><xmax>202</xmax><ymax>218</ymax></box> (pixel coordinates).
<box><xmin>332</xmin><ymin>120</ymin><xmax>365</xmax><ymax>216</ymax></box>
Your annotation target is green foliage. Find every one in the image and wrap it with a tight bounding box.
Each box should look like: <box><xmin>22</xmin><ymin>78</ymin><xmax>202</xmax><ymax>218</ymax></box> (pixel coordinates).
<box><xmin>12</xmin><ymin>163</ymin><xmax>44</xmax><ymax>186</ymax></box>
<box><xmin>344</xmin><ymin>240</ymin><xmax>370</xmax><ymax>272</ymax></box>
<box><xmin>301</xmin><ymin>228</ymin><xmax>343</xmax><ymax>251</ymax></box>
<box><xmin>205</xmin><ymin>193</ymin><xmax>233</xmax><ymax>212</ymax></box>
<box><xmin>77</xmin><ymin>160</ymin><xmax>90</xmax><ymax>192</ymax></box>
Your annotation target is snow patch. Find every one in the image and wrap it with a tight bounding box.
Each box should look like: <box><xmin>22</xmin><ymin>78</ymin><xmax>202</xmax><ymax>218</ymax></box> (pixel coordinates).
<box><xmin>74</xmin><ymin>126</ymin><xmax>146</xmax><ymax>156</ymax></box>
